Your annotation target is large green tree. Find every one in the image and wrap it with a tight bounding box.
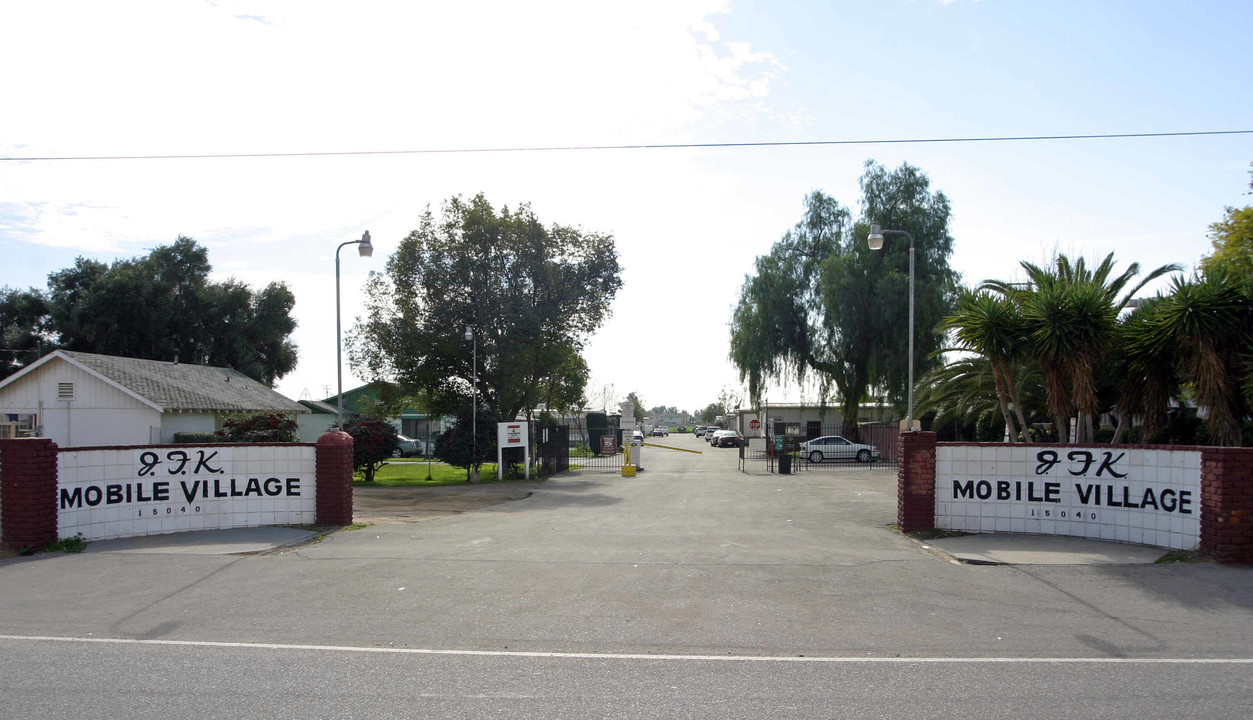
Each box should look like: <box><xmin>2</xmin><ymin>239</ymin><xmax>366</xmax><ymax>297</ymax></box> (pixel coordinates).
<box><xmin>624</xmin><ymin>391</ymin><xmax>645</xmax><ymax>424</ymax></box>
<box><xmin>730</xmin><ymin>161</ymin><xmax>960</xmax><ymax>432</ymax></box>
<box><xmin>2</xmin><ymin>237</ymin><xmax>298</xmax><ymax>384</ymax></box>
<box><xmin>351</xmin><ymin>193</ymin><xmax>622</xmax><ymax>422</ymax></box>
<box><xmin>0</xmin><ymin>287</ymin><xmax>50</xmax><ymax>375</ymax></box>
<box><xmin>1199</xmin><ymin>163</ymin><xmax>1253</xmax><ymax>282</ymax></box>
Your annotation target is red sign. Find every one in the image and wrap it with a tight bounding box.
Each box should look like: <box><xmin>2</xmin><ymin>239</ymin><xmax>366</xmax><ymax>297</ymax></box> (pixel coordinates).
<box><xmin>749</xmin><ymin>419</ymin><xmax>761</xmax><ymax>430</ymax></box>
<box><xmin>600</xmin><ymin>434</ymin><xmax>617</xmax><ymax>455</ymax></box>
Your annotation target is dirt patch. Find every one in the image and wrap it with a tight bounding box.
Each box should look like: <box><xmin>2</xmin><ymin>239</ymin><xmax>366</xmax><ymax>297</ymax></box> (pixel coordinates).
<box><xmin>352</xmin><ymin>483</ymin><xmax>541</xmax><ymax>524</ymax></box>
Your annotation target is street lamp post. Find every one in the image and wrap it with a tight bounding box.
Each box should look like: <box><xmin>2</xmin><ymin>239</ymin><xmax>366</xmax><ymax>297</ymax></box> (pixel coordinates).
<box><xmin>464</xmin><ymin>326</ymin><xmax>477</xmax><ymax>479</ymax></box>
<box><xmin>867</xmin><ymin>223</ymin><xmax>916</xmax><ymax>432</ymax></box>
<box><xmin>335</xmin><ymin>230</ymin><xmax>373</xmax><ymax>430</ymax></box>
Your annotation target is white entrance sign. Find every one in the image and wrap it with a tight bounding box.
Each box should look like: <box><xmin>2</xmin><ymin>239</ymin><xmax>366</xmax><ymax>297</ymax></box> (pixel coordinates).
<box><xmin>496</xmin><ymin>422</ymin><xmax>530</xmax><ymax>481</ymax></box>
<box><xmin>57</xmin><ymin>445</ymin><xmax>317</xmax><ymax>541</ymax></box>
<box><xmin>936</xmin><ymin>445</ymin><xmax>1201</xmax><ymax>550</ymax></box>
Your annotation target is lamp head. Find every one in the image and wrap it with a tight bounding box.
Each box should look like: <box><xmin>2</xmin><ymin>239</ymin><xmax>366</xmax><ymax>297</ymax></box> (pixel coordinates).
<box><xmin>357</xmin><ymin>230</ymin><xmax>373</xmax><ymax>257</ymax></box>
<box><xmin>464</xmin><ymin>326</ymin><xmax>474</xmax><ymax>342</ymax></box>
<box><xmin>867</xmin><ymin>223</ymin><xmax>884</xmax><ymax>251</ymax></box>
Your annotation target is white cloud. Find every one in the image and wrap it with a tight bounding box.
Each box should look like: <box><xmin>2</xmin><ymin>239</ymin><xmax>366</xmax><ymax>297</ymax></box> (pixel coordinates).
<box><xmin>1</xmin><ymin>1</ymin><xmax>784</xmax><ymax>251</ymax></box>
<box><xmin>0</xmin><ymin>0</ymin><xmax>787</xmax><ymax>410</ymax></box>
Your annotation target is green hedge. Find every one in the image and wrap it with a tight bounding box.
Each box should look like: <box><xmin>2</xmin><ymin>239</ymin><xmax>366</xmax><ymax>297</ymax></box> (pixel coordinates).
<box><xmin>172</xmin><ymin>432</ymin><xmax>226</xmax><ymax>443</ymax></box>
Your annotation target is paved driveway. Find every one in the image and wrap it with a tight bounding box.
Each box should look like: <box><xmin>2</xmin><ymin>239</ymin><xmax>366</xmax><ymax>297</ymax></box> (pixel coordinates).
<box><xmin>2</xmin><ymin>433</ymin><xmax>1250</xmax><ymax>658</ymax></box>
<box><xmin>2</xmin><ymin>433</ymin><xmax>1252</xmax><ymax>718</ymax></box>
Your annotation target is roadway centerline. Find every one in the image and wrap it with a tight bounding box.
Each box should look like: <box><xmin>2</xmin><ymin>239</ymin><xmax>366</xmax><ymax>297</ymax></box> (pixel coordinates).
<box><xmin>2</xmin><ymin>634</ymin><xmax>1250</xmax><ymax>664</ymax></box>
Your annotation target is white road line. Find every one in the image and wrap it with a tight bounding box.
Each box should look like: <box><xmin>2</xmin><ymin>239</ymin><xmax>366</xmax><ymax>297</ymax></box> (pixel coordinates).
<box><xmin>1</xmin><ymin>635</ymin><xmax>1250</xmax><ymax>664</ymax></box>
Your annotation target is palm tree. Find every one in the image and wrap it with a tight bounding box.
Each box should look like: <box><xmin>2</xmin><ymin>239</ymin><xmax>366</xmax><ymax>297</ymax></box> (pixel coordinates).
<box><xmin>915</xmin><ymin>352</ymin><xmax>1047</xmax><ymax>440</ymax></box>
<box><xmin>942</xmin><ymin>290</ymin><xmax>1030</xmax><ymax>440</ymax></box>
<box><xmin>914</xmin><ymin>355</ymin><xmax>1001</xmax><ymax>433</ymax></box>
<box><xmin>1116</xmin><ymin>298</ymin><xmax>1179</xmax><ymax>442</ymax></box>
<box><xmin>1127</xmin><ymin>272</ymin><xmax>1251</xmax><ymax>446</ymax></box>
<box><xmin>983</xmin><ymin>253</ymin><xmax>1179</xmax><ymax>443</ymax></box>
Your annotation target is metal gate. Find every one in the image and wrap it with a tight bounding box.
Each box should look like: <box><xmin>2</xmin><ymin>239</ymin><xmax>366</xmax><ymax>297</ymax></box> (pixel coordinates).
<box><xmin>535</xmin><ymin>424</ymin><xmax>569</xmax><ymax>476</ymax></box>
<box><xmin>739</xmin><ymin>423</ymin><xmax>898</xmax><ymax>473</ymax></box>
<box><xmin>535</xmin><ymin>423</ymin><xmax>624</xmax><ymax>474</ymax></box>
<box><xmin>792</xmin><ymin>422</ymin><xmax>897</xmax><ymax>471</ymax></box>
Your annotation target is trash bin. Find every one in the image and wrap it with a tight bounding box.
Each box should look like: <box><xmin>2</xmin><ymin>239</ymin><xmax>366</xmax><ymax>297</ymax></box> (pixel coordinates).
<box><xmin>778</xmin><ymin>452</ymin><xmax>792</xmax><ymax>474</ymax></box>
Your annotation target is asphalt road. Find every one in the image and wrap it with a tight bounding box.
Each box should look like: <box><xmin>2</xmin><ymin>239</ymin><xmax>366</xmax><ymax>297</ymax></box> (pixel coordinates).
<box><xmin>2</xmin><ymin>433</ymin><xmax>1250</xmax><ymax>718</ymax></box>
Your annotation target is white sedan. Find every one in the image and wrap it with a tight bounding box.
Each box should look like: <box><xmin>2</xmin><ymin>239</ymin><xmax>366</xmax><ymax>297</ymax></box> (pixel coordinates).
<box><xmin>801</xmin><ymin>435</ymin><xmax>879</xmax><ymax>463</ymax></box>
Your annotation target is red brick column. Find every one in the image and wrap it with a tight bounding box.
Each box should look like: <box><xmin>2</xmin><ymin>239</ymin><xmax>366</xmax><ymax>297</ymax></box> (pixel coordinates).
<box><xmin>1</xmin><ymin>438</ymin><xmax>60</xmax><ymax>552</ymax></box>
<box><xmin>897</xmin><ymin>432</ymin><xmax>937</xmax><ymax>532</ymax></box>
<box><xmin>1200</xmin><ymin>447</ymin><xmax>1253</xmax><ymax>565</ymax></box>
<box><xmin>315</xmin><ymin>431</ymin><xmax>354</xmax><ymax>525</ymax></box>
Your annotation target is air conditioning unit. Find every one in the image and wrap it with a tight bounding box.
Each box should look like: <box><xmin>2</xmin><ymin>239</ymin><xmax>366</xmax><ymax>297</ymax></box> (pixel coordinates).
<box><xmin>0</xmin><ymin>422</ymin><xmax>19</xmax><ymax>439</ymax></box>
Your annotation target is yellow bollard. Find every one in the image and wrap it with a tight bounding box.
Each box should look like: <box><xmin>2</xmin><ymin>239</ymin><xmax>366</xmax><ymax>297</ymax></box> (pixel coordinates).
<box><xmin>621</xmin><ymin>464</ymin><xmax>637</xmax><ymax>477</ymax></box>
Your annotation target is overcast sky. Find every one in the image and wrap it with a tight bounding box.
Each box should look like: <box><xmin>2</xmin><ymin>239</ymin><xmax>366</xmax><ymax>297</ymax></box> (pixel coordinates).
<box><xmin>3</xmin><ymin>0</ymin><xmax>1250</xmax><ymax>415</ymax></box>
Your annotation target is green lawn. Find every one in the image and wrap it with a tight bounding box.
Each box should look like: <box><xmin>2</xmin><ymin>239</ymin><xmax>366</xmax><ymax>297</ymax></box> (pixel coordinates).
<box><xmin>354</xmin><ymin>460</ymin><xmax>541</xmax><ymax>487</ymax></box>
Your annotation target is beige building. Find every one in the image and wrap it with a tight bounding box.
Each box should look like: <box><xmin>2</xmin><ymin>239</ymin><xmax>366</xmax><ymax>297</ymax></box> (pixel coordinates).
<box><xmin>734</xmin><ymin>402</ymin><xmax>897</xmax><ymax>438</ymax></box>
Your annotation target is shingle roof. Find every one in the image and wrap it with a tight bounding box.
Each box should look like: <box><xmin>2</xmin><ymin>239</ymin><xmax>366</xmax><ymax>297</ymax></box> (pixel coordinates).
<box><xmin>298</xmin><ymin>399</ymin><xmax>340</xmax><ymax>415</ymax></box>
<box><xmin>59</xmin><ymin>350</ymin><xmax>307</xmax><ymax>414</ymax></box>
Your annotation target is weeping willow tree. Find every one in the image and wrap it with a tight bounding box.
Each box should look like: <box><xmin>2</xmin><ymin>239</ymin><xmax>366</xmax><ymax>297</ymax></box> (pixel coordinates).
<box><xmin>729</xmin><ymin>161</ymin><xmax>961</xmax><ymax>435</ymax></box>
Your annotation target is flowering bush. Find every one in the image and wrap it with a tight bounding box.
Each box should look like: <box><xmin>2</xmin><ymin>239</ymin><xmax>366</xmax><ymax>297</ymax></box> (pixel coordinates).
<box><xmin>220</xmin><ymin>411</ymin><xmax>298</xmax><ymax>442</ymax></box>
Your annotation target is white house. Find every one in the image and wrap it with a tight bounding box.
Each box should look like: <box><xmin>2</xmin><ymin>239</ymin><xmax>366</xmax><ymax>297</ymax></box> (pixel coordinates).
<box><xmin>0</xmin><ymin>350</ymin><xmax>308</xmax><ymax>447</ymax></box>
<box><xmin>296</xmin><ymin>399</ymin><xmax>341</xmax><ymax>443</ymax></box>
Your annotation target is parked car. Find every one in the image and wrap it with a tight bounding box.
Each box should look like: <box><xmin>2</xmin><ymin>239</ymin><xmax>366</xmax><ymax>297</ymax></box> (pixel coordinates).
<box><xmin>392</xmin><ymin>434</ymin><xmax>423</xmax><ymax>458</ymax></box>
<box><xmin>694</xmin><ymin>425</ymin><xmax>708</xmax><ymax>437</ymax></box>
<box><xmin>801</xmin><ymin>435</ymin><xmax>879</xmax><ymax>463</ymax></box>
<box><xmin>712</xmin><ymin>429</ymin><xmax>745</xmax><ymax>448</ymax></box>
<box><xmin>651</xmin><ymin>426</ymin><xmax>669</xmax><ymax>437</ymax></box>
<box><xmin>706</xmin><ymin>427</ymin><xmax>723</xmax><ymax>444</ymax></box>
<box><xmin>632</xmin><ymin>430</ymin><xmax>644</xmax><ymax>445</ymax></box>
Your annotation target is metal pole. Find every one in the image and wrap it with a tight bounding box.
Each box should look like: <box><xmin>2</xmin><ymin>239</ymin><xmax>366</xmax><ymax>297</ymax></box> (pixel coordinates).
<box><xmin>868</xmin><ymin>225</ymin><xmax>917</xmax><ymax>432</ymax></box>
<box><xmin>472</xmin><ymin>333</ymin><xmax>477</xmax><ymax>473</ymax></box>
<box><xmin>335</xmin><ymin>244</ymin><xmax>345</xmax><ymax>430</ymax></box>
<box><xmin>335</xmin><ymin>231</ymin><xmax>372</xmax><ymax>431</ymax></box>
<box><xmin>907</xmin><ymin>235</ymin><xmax>915</xmax><ymax>432</ymax></box>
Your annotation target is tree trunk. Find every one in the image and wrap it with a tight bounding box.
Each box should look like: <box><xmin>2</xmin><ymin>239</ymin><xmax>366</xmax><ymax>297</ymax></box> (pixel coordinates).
<box><xmin>990</xmin><ymin>360</ymin><xmax>1019</xmax><ymax>443</ymax></box>
<box><xmin>999</xmin><ymin>359</ymin><xmax>1031</xmax><ymax>442</ymax></box>
<box><xmin>1053</xmin><ymin>413</ymin><xmax>1069</xmax><ymax>443</ymax></box>
<box><xmin>1111</xmin><ymin>413</ymin><xmax>1126</xmax><ymax>444</ymax></box>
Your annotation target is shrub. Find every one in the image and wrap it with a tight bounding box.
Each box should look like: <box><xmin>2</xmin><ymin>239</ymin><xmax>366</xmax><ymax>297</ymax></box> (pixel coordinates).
<box><xmin>434</xmin><ymin>408</ymin><xmax>499</xmax><ymax>478</ymax></box>
<box><xmin>342</xmin><ymin>415</ymin><xmax>400</xmax><ymax>483</ymax></box>
<box><xmin>220</xmin><ymin>411</ymin><xmax>298</xmax><ymax>443</ymax></box>
<box><xmin>173</xmin><ymin>432</ymin><xmax>226</xmax><ymax>443</ymax></box>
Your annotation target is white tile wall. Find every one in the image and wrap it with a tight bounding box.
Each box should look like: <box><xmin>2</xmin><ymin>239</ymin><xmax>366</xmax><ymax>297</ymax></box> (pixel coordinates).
<box><xmin>57</xmin><ymin>445</ymin><xmax>318</xmax><ymax>541</ymax></box>
<box><xmin>936</xmin><ymin>445</ymin><xmax>1201</xmax><ymax>551</ymax></box>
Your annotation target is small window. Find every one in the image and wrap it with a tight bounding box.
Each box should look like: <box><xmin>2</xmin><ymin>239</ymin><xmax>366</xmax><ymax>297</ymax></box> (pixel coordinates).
<box><xmin>4</xmin><ymin>413</ymin><xmax>37</xmax><ymax>435</ymax></box>
<box><xmin>57</xmin><ymin>382</ymin><xmax>75</xmax><ymax>400</ymax></box>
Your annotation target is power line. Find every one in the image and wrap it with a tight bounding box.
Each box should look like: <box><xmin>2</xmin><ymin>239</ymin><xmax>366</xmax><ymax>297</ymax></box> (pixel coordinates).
<box><xmin>2</xmin><ymin>129</ymin><xmax>1250</xmax><ymax>162</ymax></box>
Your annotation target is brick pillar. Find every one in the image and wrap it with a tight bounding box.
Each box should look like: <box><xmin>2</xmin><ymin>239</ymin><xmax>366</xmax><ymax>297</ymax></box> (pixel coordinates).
<box><xmin>315</xmin><ymin>431</ymin><xmax>354</xmax><ymax>525</ymax></box>
<box><xmin>897</xmin><ymin>431</ymin><xmax>937</xmax><ymax>532</ymax></box>
<box><xmin>1200</xmin><ymin>447</ymin><xmax>1253</xmax><ymax>565</ymax></box>
<box><xmin>1</xmin><ymin>438</ymin><xmax>60</xmax><ymax>552</ymax></box>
